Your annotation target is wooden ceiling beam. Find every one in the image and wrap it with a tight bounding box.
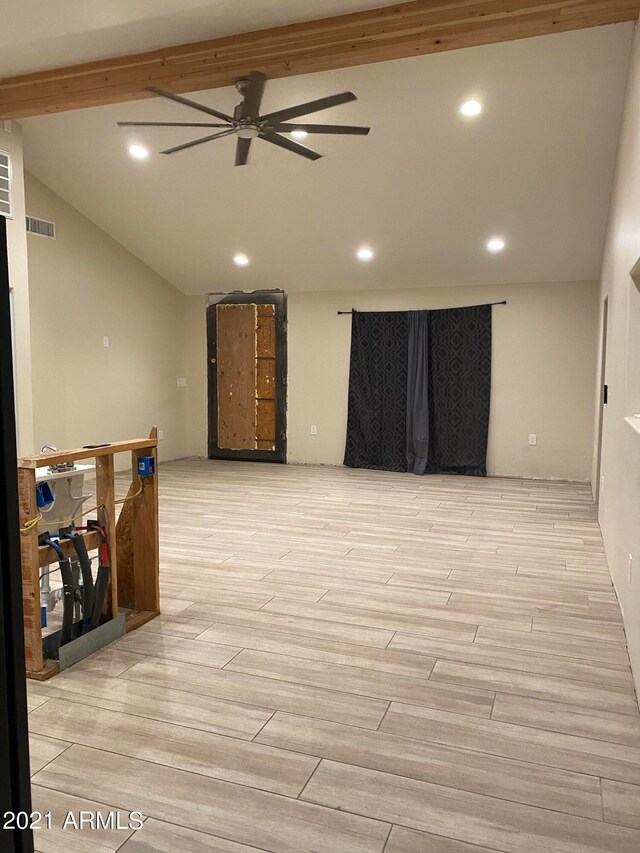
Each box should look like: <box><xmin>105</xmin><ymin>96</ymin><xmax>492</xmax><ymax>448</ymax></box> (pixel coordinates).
<box><xmin>1</xmin><ymin>0</ymin><xmax>638</xmax><ymax>119</ymax></box>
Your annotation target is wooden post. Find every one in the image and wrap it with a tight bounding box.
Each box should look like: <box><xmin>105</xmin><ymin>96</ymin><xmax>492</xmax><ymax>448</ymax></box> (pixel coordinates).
<box><xmin>131</xmin><ymin>427</ymin><xmax>159</xmax><ymax>612</ymax></box>
<box><xmin>17</xmin><ymin>467</ymin><xmax>42</xmax><ymax>673</ymax></box>
<box><xmin>116</xmin><ymin>426</ymin><xmax>160</xmax><ymax>615</ymax></box>
<box><xmin>95</xmin><ymin>454</ymin><xmax>118</xmax><ymax>619</ymax></box>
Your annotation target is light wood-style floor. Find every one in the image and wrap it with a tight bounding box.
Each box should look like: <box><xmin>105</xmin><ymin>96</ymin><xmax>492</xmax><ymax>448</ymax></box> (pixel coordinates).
<box><xmin>27</xmin><ymin>459</ymin><xmax>640</xmax><ymax>852</ymax></box>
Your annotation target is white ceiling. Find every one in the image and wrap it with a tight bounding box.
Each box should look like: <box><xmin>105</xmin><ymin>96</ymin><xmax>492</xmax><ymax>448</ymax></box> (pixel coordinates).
<box><xmin>0</xmin><ymin>0</ymin><xmax>392</xmax><ymax>76</ymax></box>
<box><xmin>18</xmin><ymin>23</ymin><xmax>633</xmax><ymax>295</ymax></box>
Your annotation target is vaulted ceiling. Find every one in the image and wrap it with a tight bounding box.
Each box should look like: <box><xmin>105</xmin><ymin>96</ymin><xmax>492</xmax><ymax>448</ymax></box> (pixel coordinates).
<box><xmin>10</xmin><ymin>17</ymin><xmax>635</xmax><ymax>295</ymax></box>
<box><xmin>0</xmin><ymin>0</ymin><xmax>392</xmax><ymax>76</ymax></box>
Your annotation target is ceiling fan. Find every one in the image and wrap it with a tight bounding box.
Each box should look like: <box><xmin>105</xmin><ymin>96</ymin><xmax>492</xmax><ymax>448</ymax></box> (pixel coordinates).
<box><xmin>117</xmin><ymin>71</ymin><xmax>370</xmax><ymax>166</ymax></box>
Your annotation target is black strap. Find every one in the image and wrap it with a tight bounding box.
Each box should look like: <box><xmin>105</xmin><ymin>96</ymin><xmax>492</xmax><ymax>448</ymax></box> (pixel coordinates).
<box><xmin>60</xmin><ymin>528</ymin><xmax>94</xmax><ymax>623</ymax></box>
<box><xmin>88</xmin><ymin>566</ymin><xmax>110</xmax><ymax>631</ymax></box>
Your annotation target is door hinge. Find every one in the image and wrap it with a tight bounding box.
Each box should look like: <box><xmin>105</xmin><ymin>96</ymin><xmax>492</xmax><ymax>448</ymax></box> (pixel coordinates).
<box><xmin>603</xmin><ymin>384</ymin><xmax>608</xmax><ymax>404</ymax></box>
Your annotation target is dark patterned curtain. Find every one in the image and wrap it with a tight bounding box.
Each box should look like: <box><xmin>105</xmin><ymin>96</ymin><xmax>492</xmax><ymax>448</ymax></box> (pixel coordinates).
<box><xmin>426</xmin><ymin>305</ymin><xmax>492</xmax><ymax>476</ymax></box>
<box><xmin>343</xmin><ymin>311</ymin><xmax>408</xmax><ymax>472</ymax></box>
<box><xmin>344</xmin><ymin>305</ymin><xmax>492</xmax><ymax>476</ymax></box>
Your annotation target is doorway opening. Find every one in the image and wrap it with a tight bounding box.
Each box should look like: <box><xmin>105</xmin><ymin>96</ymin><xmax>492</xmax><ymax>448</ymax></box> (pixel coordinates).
<box><xmin>207</xmin><ymin>291</ymin><xmax>287</xmax><ymax>463</ymax></box>
<box><xmin>595</xmin><ymin>295</ymin><xmax>608</xmax><ymax>505</ymax></box>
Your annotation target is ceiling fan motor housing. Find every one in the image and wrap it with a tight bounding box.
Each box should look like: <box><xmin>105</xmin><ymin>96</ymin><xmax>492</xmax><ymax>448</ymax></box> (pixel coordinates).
<box><xmin>236</xmin><ymin>125</ymin><xmax>260</xmax><ymax>139</ymax></box>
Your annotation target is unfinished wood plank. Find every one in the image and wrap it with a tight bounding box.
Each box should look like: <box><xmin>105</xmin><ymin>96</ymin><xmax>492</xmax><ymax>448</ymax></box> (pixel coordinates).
<box><xmin>123</xmin><ymin>606</ymin><xmax>160</xmax><ymax>634</ymax></box>
<box><xmin>25</xmin><ymin>659</ymin><xmax>59</xmax><ymax>683</ymax></box>
<box><xmin>256</xmin><ymin>398</ymin><xmax>276</xmax><ymax>442</ymax></box>
<box><xmin>96</xmin><ymin>453</ymin><xmax>118</xmax><ymax>618</ymax></box>
<box><xmin>18</xmin><ymin>438</ymin><xmax>157</xmax><ymax>469</ymax></box>
<box><xmin>216</xmin><ymin>304</ymin><xmax>257</xmax><ymax>451</ymax></box>
<box><xmin>37</xmin><ymin>530</ymin><xmax>101</xmax><ymax>570</ymax></box>
<box><xmin>131</xmin><ymin>445</ymin><xmax>160</xmax><ymax>612</ymax></box>
<box><xmin>18</xmin><ymin>466</ymin><xmax>42</xmax><ymax>674</ymax></box>
<box><xmin>256</xmin><ymin>357</ymin><xmax>276</xmax><ymax>400</ymax></box>
<box><xmin>256</xmin><ymin>312</ymin><xmax>276</xmax><ymax>358</ymax></box>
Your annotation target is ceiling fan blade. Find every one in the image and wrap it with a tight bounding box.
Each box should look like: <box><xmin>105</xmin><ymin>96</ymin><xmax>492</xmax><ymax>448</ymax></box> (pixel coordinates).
<box><xmin>146</xmin><ymin>86</ymin><xmax>236</xmax><ymax>124</ymax></box>
<box><xmin>235</xmin><ymin>137</ymin><xmax>252</xmax><ymax>166</ymax></box>
<box><xmin>118</xmin><ymin>121</ymin><xmax>233</xmax><ymax>128</ymax></box>
<box><xmin>259</xmin><ymin>130</ymin><xmax>321</xmax><ymax>161</ymax></box>
<box><xmin>270</xmin><ymin>123</ymin><xmax>370</xmax><ymax>135</ymax></box>
<box><xmin>260</xmin><ymin>92</ymin><xmax>356</xmax><ymax>124</ymax></box>
<box><xmin>160</xmin><ymin>129</ymin><xmax>235</xmax><ymax>155</ymax></box>
<box><xmin>240</xmin><ymin>71</ymin><xmax>267</xmax><ymax>120</ymax></box>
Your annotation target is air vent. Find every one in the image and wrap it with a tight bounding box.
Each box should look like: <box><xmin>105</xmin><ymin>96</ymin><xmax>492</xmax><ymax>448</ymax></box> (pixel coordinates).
<box><xmin>26</xmin><ymin>215</ymin><xmax>55</xmax><ymax>239</ymax></box>
<box><xmin>0</xmin><ymin>150</ymin><xmax>12</xmax><ymax>218</ymax></box>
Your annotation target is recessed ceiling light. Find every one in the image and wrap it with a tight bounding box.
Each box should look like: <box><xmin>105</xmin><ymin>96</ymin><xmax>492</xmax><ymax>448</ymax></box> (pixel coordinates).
<box><xmin>356</xmin><ymin>247</ymin><xmax>374</xmax><ymax>261</ymax></box>
<box><xmin>460</xmin><ymin>100</ymin><xmax>482</xmax><ymax>117</ymax></box>
<box><xmin>234</xmin><ymin>253</ymin><xmax>250</xmax><ymax>266</ymax></box>
<box><xmin>291</xmin><ymin>130</ymin><xmax>308</xmax><ymax>140</ymax></box>
<box><xmin>128</xmin><ymin>143</ymin><xmax>149</xmax><ymax>160</ymax></box>
<box><xmin>486</xmin><ymin>237</ymin><xmax>505</xmax><ymax>253</ymax></box>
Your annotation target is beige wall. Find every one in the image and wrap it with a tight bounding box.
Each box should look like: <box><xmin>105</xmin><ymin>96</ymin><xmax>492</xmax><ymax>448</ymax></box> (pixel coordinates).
<box><xmin>595</xmin><ymin>18</ymin><xmax>640</xmax><ymax>695</ymax></box>
<box><xmin>25</xmin><ymin>172</ymin><xmax>188</xmax><ymax>467</ymax></box>
<box><xmin>2</xmin><ymin>122</ymin><xmax>34</xmax><ymax>454</ymax></box>
<box><xmin>184</xmin><ymin>294</ymin><xmax>208</xmax><ymax>458</ymax></box>
<box><xmin>287</xmin><ymin>281</ymin><xmax>599</xmax><ymax>479</ymax></box>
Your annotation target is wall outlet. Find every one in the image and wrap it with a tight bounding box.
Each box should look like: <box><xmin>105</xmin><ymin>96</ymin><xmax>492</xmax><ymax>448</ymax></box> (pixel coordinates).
<box><xmin>629</xmin><ymin>554</ymin><xmax>633</xmax><ymax>583</ymax></box>
<box><xmin>177</xmin><ymin>377</ymin><xmax>187</xmax><ymax>387</ymax></box>
<box><xmin>528</xmin><ymin>434</ymin><xmax>537</xmax><ymax>446</ymax></box>
<box><xmin>158</xmin><ymin>429</ymin><xmax>164</xmax><ymax>441</ymax></box>
<box><xmin>310</xmin><ymin>425</ymin><xmax>317</xmax><ymax>435</ymax></box>
<box><xmin>102</xmin><ymin>336</ymin><xmax>109</xmax><ymax>348</ymax></box>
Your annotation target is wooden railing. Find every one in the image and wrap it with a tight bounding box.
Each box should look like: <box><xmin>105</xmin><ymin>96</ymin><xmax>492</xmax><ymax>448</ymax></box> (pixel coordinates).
<box><xmin>17</xmin><ymin>427</ymin><xmax>160</xmax><ymax>679</ymax></box>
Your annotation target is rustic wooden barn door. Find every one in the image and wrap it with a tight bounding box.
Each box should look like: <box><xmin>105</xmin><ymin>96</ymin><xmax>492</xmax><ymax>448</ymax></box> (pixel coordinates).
<box><xmin>207</xmin><ymin>291</ymin><xmax>286</xmax><ymax>462</ymax></box>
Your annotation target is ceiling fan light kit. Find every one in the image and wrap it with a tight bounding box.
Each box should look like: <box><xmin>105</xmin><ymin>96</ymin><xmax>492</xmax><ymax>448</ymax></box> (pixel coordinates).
<box><xmin>117</xmin><ymin>70</ymin><xmax>370</xmax><ymax>166</ymax></box>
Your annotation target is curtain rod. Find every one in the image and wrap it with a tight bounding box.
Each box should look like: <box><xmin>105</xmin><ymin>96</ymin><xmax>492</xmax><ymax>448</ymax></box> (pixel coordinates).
<box><xmin>337</xmin><ymin>300</ymin><xmax>506</xmax><ymax>315</ymax></box>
